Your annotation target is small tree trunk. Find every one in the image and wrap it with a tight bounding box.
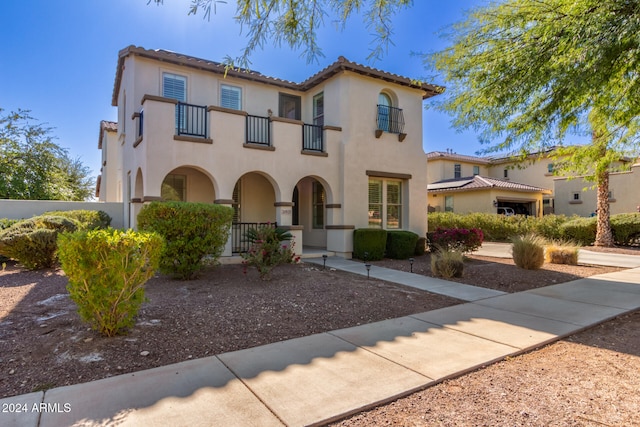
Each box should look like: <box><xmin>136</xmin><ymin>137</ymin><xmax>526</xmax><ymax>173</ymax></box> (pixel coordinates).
<box><xmin>594</xmin><ymin>166</ymin><xmax>614</xmax><ymax>247</ymax></box>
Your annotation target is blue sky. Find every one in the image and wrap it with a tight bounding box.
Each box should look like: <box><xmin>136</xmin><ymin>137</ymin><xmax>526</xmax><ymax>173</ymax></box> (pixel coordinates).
<box><xmin>1</xmin><ymin>0</ymin><xmax>489</xmax><ymax>181</ymax></box>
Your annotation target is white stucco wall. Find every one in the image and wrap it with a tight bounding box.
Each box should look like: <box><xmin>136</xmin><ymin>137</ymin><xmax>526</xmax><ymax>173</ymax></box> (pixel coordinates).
<box><xmin>0</xmin><ymin>200</ymin><xmax>124</xmax><ymax>229</ymax></box>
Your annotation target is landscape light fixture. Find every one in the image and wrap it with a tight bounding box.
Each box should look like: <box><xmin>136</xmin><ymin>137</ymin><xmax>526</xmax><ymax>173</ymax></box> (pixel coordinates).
<box><xmin>365</xmin><ymin>263</ymin><xmax>371</xmax><ymax>279</ymax></box>
<box><xmin>409</xmin><ymin>258</ymin><xmax>415</xmax><ymax>273</ymax></box>
<box><xmin>322</xmin><ymin>254</ymin><xmax>328</xmax><ymax>270</ymax></box>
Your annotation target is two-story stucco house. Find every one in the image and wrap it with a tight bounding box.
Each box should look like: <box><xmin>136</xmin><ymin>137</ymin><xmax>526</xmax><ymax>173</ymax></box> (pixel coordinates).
<box><xmin>98</xmin><ymin>46</ymin><xmax>441</xmax><ymax>258</ymax></box>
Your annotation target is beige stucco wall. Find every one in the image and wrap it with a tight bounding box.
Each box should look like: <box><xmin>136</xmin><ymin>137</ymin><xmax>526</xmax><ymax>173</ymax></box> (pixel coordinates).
<box><xmin>0</xmin><ymin>200</ymin><xmax>124</xmax><ymax>229</ymax></box>
<box><xmin>428</xmin><ymin>189</ymin><xmax>544</xmax><ymax>217</ymax></box>
<box><xmin>111</xmin><ymin>53</ymin><xmax>430</xmax><ymax>255</ymax></box>
<box><xmin>554</xmin><ymin>163</ymin><xmax>640</xmax><ymax>216</ymax></box>
<box><xmin>427</xmin><ymin>159</ymin><xmax>489</xmax><ymax>183</ymax></box>
<box><xmin>488</xmin><ymin>158</ymin><xmax>556</xmax><ymax>195</ymax></box>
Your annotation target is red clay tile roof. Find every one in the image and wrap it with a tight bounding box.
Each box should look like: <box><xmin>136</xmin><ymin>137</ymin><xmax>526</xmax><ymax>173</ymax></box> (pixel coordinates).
<box><xmin>428</xmin><ymin>175</ymin><xmax>552</xmax><ymax>194</ymax></box>
<box><xmin>112</xmin><ymin>46</ymin><xmax>443</xmax><ymax>106</ymax></box>
<box><xmin>98</xmin><ymin>120</ymin><xmax>117</xmax><ymax>149</ymax></box>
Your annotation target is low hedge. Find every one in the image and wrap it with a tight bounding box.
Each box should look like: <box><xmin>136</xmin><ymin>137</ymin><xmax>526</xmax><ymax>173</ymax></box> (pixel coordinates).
<box><xmin>353</xmin><ymin>228</ymin><xmax>387</xmax><ymax>261</ymax></box>
<box><xmin>385</xmin><ymin>230</ymin><xmax>419</xmax><ymax>259</ymax></box>
<box><xmin>611</xmin><ymin>213</ymin><xmax>640</xmax><ymax>246</ymax></box>
<box><xmin>0</xmin><ymin>215</ymin><xmax>78</xmax><ymax>269</ymax></box>
<box><xmin>43</xmin><ymin>209</ymin><xmax>111</xmax><ymax>230</ymax></box>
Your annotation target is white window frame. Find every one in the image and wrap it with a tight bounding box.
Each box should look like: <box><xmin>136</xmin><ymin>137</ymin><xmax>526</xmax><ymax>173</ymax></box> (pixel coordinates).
<box><xmin>162</xmin><ymin>72</ymin><xmax>187</xmax><ymax>102</ymax></box>
<box><xmin>368</xmin><ymin>178</ymin><xmax>403</xmax><ymax>229</ymax></box>
<box><xmin>454</xmin><ymin>164</ymin><xmax>461</xmax><ymax>179</ymax></box>
<box><xmin>220</xmin><ymin>84</ymin><xmax>242</xmax><ymax>110</ymax></box>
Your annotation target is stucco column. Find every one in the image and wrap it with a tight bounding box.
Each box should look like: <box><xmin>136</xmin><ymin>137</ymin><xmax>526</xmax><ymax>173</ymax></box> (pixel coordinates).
<box><xmin>274</xmin><ymin>201</ymin><xmax>303</xmax><ymax>255</ymax></box>
<box><xmin>215</xmin><ymin>199</ymin><xmax>234</xmax><ymax>257</ymax></box>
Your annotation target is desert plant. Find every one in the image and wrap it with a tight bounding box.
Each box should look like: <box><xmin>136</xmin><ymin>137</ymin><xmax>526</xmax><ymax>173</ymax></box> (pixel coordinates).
<box><xmin>428</xmin><ymin>227</ymin><xmax>484</xmax><ymax>253</ymax></box>
<box><xmin>353</xmin><ymin>228</ymin><xmax>387</xmax><ymax>261</ymax></box>
<box><xmin>430</xmin><ymin>248</ymin><xmax>464</xmax><ymax>278</ymax></box>
<box><xmin>0</xmin><ymin>215</ymin><xmax>77</xmax><ymax>269</ymax></box>
<box><xmin>385</xmin><ymin>230</ymin><xmax>419</xmax><ymax>259</ymax></box>
<box><xmin>242</xmin><ymin>225</ymin><xmax>299</xmax><ymax>280</ymax></box>
<box><xmin>42</xmin><ymin>209</ymin><xmax>111</xmax><ymax>230</ymax></box>
<box><xmin>57</xmin><ymin>228</ymin><xmax>164</xmax><ymax>337</ymax></box>
<box><xmin>511</xmin><ymin>234</ymin><xmax>546</xmax><ymax>270</ymax></box>
<box><xmin>137</xmin><ymin>201</ymin><xmax>234</xmax><ymax>280</ymax></box>
<box><xmin>545</xmin><ymin>240</ymin><xmax>580</xmax><ymax>265</ymax></box>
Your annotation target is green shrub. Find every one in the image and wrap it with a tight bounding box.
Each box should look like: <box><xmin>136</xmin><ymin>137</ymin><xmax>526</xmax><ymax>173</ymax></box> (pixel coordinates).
<box><xmin>532</xmin><ymin>214</ymin><xmax>572</xmax><ymax>241</ymax></box>
<box><xmin>511</xmin><ymin>234</ymin><xmax>546</xmax><ymax>270</ymax></box>
<box><xmin>0</xmin><ymin>219</ymin><xmax>19</xmax><ymax>230</ymax></box>
<box><xmin>0</xmin><ymin>216</ymin><xmax>77</xmax><ymax>269</ymax></box>
<box><xmin>57</xmin><ymin>228</ymin><xmax>163</xmax><ymax>337</ymax></box>
<box><xmin>242</xmin><ymin>225</ymin><xmax>298</xmax><ymax>280</ymax></box>
<box><xmin>428</xmin><ymin>227</ymin><xmax>484</xmax><ymax>253</ymax></box>
<box><xmin>560</xmin><ymin>217</ymin><xmax>597</xmax><ymax>246</ymax></box>
<box><xmin>43</xmin><ymin>210</ymin><xmax>111</xmax><ymax>230</ymax></box>
<box><xmin>385</xmin><ymin>230</ymin><xmax>419</xmax><ymax>259</ymax></box>
<box><xmin>430</xmin><ymin>248</ymin><xmax>464</xmax><ymax>278</ymax></box>
<box><xmin>353</xmin><ymin>229</ymin><xmax>387</xmax><ymax>261</ymax></box>
<box><xmin>137</xmin><ymin>201</ymin><xmax>234</xmax><ymax>280</ymax></box>
<box><xmin>611</xmin><ymin>213</ymin><xmax>640</xmax><ymax>246</ymax></box>
<box><xmin>414</xmin><ymin>237</ymin><xmax>427</xmax><ymax>256</ymax></box>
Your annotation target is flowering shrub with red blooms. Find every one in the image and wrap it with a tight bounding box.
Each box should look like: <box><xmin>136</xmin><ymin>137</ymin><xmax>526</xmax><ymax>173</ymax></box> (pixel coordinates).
<box><xmin>242</xmin><ymin>225</ymin><xmax>300</xmax><ymax>280</ymax></box>
<box><xmin>428</xmin><ymin>227</ymin><xmax>484</xmax><ymax>253</ymax></box>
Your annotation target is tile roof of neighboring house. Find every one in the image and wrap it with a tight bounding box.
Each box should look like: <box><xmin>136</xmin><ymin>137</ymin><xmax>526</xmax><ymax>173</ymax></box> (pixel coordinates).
<box><xmin>427</xmin><ymin>175</ymin><xmax>552</xmax><ymax>194</ymax></box>
<box><xmin>98</xmin><ymin>120</ymin><xmax>117</xmax><ymax>149</ymax></box>
<box><xmin>112</xmin><ymin>46</ymin><xmax>443</xmax><ymax>106</ymax></box>
<box><xmin>426</xmin><ymin>151</ymin><xmax>491</xmax><ymax>164</ymax></box>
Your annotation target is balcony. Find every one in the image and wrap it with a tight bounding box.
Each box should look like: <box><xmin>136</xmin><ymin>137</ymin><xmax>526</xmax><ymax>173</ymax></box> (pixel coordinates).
<box><xmin>176</xmin><ymin>102</ymin><xmax>207</xmax><ymax>138</ymax></box>
<box><xmin>376</xmin><ymin>104</ymin><xmax>406</xmax><ymax>141</ymax></box>
<box><xmin>302</xmin><ymin>124</ymin><xmax>324</xmax><ymax>152</ymax></box>
<box><xmin>246</xmin><ymin>115</ymin><xmax>271</xmax><ymax>146</ymax></box>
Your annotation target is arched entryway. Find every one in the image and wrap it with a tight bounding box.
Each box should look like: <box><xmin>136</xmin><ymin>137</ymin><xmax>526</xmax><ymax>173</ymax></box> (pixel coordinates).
<box><xmin>160</xmin><ymin>166</ymin><xmax>215</xmax><ymax>202</ymax></box>
<box><xmin>231</xmin><ymin>171</ymin><xmax>278</xmax><ymax>253</ymax></box>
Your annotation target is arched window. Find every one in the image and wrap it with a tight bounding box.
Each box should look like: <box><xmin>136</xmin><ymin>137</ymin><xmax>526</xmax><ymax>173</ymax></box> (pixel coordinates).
<box><xmin>377</xmin><ymin>93</ymin><xmax>392</xmax><ymax>132</ymax></box>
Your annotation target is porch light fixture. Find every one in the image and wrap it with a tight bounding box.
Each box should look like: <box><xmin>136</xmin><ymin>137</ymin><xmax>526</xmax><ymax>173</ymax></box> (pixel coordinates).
<box><xmin>409</xmin><ymin>258</ymin><xmax>414</xmax><ymax>273</ymax></box>
<box><xmin>493</xmin><ymin>200</ymin><xmax>498</xmax><ymax>207</ymax></box>
<box><xmin>322</xmin><ymin>254</ymin><xmax>328</xmax><ymax>270</ymax></box>
<box><xmin>365</xmin><ymin>263</ymin><xmax>371</xmax><ymax>279</ymax></box>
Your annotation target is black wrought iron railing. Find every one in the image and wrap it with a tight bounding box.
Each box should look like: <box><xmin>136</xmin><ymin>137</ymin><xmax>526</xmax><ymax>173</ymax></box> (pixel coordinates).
<box><xmin>176</xmin><ymin>102</ymin><xmax>207</xmax><ymax>138</ymax></box>
<box><xmin>232</xmin><ymin>222</ymin><xmax>277</xmax><ymax>253</ymax></box>
<box><xmin>376</xmin><ymin>104</ymin><xmax>405</xmax><ymax>134</ymax></box>
<box><xmin>246</xmin><ymin>115</ymin><xmax>271</xmax><ymax>146</ymax></box>
<box><xmin>303</xmin><ymin>124</ymin><xmax>324</xmax><ymax>152</ymax></box>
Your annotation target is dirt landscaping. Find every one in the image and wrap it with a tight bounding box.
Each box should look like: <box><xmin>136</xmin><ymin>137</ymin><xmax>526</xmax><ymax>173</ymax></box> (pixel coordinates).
<box><xmin>1</xmin><ymin>250</ymin><xmax>639</xmax><ymax>425</ymax></box>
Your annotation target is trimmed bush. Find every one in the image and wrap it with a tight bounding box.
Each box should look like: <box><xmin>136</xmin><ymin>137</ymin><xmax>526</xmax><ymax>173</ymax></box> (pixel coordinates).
<box><xmin>57</xmin><ymin>228</ymin><xmax>163</xmax><ymax>337</ymax></box>
<box><xmin>560</xmin><ymin>217</ymin><xmax>597</xmax><ymax>246</ymax></box>
<box><xmin>242</xmin><ymin>225</ymin><xmax>299</xmax><ymax>280</ymax></box>
<box><xmin>0</xmin><ymin>216</ymin><xmax>77</xmax><ymax>269</ymax></box>
<box><xmin>511</xmin><ymin>234</ymin><xmax>546</xmax><ymax>270</ymax></box>
<box><xmin>43</xmin><ymin>210</ymin><xmax>111</xmax><ymax>230</ymax></box>
<box><xmin>414</xmin><ymin>237</ymin><xmax>427</xmax><ymax>256</ymax></box>
<box><xmin>428</xmin><ymin>227</ymin><xmax>484</xmax><ymax>253</ymax></box>
<box><xmin>431</xmin><ymin>248</ymin><xmax>464</xmax><ymax>278</ymax></box>
<box><xmin>0</xmin><ymin>219</ymin><xmax>19</xmax><ymax>230</ymax></box>
<box><xmin>353</xmin><ymin>228</ymin><xmax>387</xmax><ymax>261</ymax></box>
<box><xmin>611</xmin><ymin>213</ymin><xmax>640</xmax><ymax>246</ymax></box>
<box><xmin>137</xmin><ymin>201</ymin><xmax>234</xmax><ymax>280</ymax></box>
<box><xmin>385</xmin><ymin>230</ymin><xmax>419</xmax><ymax>259</ymax></box>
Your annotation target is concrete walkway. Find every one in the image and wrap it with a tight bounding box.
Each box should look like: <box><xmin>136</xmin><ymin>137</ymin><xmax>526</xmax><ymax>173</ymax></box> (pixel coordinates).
<box><xmin>3</xmin><ymin>257</ymin><xmax>640</xmax><ymax>427</ymax></box>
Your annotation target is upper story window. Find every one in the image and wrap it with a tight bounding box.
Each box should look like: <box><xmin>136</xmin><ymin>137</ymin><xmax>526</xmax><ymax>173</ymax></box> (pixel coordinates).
<box><xmin>313</xmin><ymin>92</ymin><xmax>324</xmax><ymax>127</ymax></box>
<box><xmin>377</xmin><ymin>92</ymin><xmax>404</xmax><ymax>134</ymax></box>
<box><xmin>573</xmin><ymin>192</ymin><xmax>581</xmax><ymax>201</ymax></box>
<box><xmin>163</xmin><ymin>73</ymin><xmax>187</xmax><ymax>101</ymax></box>
<box><xmin>473</xmin><ymin>165</ymin><xmax>480</xmax><ymax>176</ymax></box>
<box><xmin>547</xmin><ymin>163</ymin><xmax>554</xmax><ymax>173</ymax></box>
<box><xmin>279</xmin><ymin>93</ymin><xmax>301</xmax><ymax>120</ymax></box>
<box><xmin>503</xmin><ymin>168</ymin><xmax>509</xmax><ymax>178</ymax></box>
<box><xmin>221</xmin><ymin>84</ymin><xmax>242</xmax><ymax>110</ymax></box>
<box><xmin>454</xmin><ymin>164</ymin><xmax>461</xmax><ymax>179</ymax></box>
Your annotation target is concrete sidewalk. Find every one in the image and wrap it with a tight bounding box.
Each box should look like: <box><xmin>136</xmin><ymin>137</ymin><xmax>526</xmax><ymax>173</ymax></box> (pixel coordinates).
<box><xmin>2</xmin><ymin>263</ymin><xmax>640</xmax><ymax>427</ymax></box>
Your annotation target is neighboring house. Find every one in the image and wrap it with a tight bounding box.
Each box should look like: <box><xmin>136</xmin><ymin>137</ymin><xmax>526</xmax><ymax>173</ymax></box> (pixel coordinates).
<box><xmin>96</xmin><ymin>120</ymin><xmax>121</xmax><ymax>202</ymax></box>
<box><xmin>98</xmin><ymin>45</ymin><xmax>441</xmax><ymax>258</ymax></box>
<box><xmin>427</xmin><ymin>148</ymin><xmax>639</xmax><ymax>217</ymax></box>
<box><xmin>426</xmin><ymin>151</ymin><xmax>551</xmax><ymax>217</ymax></box>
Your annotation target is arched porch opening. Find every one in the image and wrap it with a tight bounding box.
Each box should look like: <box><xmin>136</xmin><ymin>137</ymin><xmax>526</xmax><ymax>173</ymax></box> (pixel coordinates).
<box><xmin>231</xmin><ymin>171</ymin><xmax>277</xmax><ymax>253</ymax></box>
<box><xmin>293</xmin><ymin>176</ymin><xmax>330</xmax><ymax>250</ymax></box>
<box><xmin>160</xmin><ymin>166</ymin><xmax>215</xmax><ymax>203</ymax></box>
